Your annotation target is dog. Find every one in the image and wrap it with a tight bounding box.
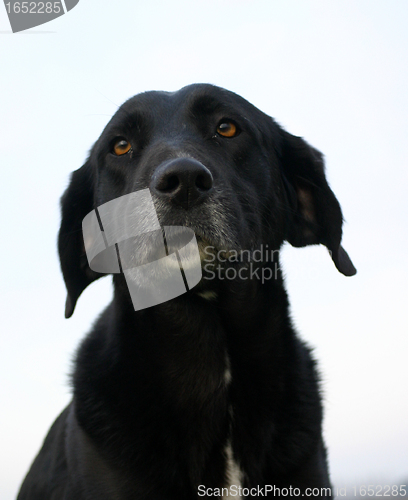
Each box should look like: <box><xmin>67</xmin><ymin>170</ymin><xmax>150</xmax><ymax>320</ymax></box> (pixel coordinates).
<box><xmin>17</xmin><ymin>84</ymin><xmax>356</xmax><ymax>499</ymax></box>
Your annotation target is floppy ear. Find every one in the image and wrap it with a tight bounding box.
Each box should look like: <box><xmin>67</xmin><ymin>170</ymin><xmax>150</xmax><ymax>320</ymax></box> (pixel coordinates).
<box><xmin>279</xmin><ymin>129</ymin><xmax>356</xmax><ymax>276</ymax></box>
<box><xmin>58</xmin><ymin>160</ymin><xmax>105</xmax><ymax>318</ymax></box>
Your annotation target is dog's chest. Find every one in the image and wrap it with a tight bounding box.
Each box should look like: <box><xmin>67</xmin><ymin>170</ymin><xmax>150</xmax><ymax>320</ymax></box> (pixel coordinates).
<box><xmin>221</xmin><ymin>356</ymin><xmax>244</xmax><ymax>498</ymax></box>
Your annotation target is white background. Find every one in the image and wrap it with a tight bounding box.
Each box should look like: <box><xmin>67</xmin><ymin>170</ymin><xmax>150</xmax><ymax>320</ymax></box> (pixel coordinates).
<box><xmin>1</xmin><ymin>1</ymin><xmax>407</xmax><ymax>498</ymax></box>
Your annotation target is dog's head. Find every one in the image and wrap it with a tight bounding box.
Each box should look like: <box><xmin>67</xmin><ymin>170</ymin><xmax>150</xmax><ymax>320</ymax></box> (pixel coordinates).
<box><xmin>59</xmin><ymin>84</ymin><xmax>356</xmax><ymax>317</ymax></box>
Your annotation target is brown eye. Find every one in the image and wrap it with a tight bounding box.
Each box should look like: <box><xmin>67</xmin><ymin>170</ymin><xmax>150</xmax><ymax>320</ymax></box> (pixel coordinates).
<box><xmin>113</xmin><ymin>138</ymin><xmax>131</xmax><ymax>156</ymax></box>
<box><xmin>216</xmin><ymin>121</ymin><xmax>238</xmax><ymax>138</ymax></box>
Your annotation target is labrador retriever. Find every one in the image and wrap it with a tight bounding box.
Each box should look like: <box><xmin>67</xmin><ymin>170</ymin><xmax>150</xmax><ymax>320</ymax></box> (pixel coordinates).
<box><xmin>17</xmin><ymin>84</ymin><xmax>356</xmax><ymax>499</ymax></box>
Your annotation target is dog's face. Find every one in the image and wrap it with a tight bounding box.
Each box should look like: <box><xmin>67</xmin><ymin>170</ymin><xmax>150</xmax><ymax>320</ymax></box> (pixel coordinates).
<box><xmin>59</xmin><ymin>84</ymin><xmax>355</xmax><ymax>317</ymax></box>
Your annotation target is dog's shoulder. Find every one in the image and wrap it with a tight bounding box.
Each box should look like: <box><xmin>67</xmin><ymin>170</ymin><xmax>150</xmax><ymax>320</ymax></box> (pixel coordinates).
<box><xmin>17</xmin><ymin>405</ymin><xmax>70</xmax><ymax>499</ymax></box>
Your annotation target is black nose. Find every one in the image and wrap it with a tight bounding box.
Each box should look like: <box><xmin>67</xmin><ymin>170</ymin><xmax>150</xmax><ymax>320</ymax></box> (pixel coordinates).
<box><xmin>151</xmin><ymin>158</ymin><xmax>213</xmax><ymax>209</ymax></box>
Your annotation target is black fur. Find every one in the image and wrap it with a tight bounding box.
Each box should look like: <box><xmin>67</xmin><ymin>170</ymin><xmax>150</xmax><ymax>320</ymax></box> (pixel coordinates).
<box><xmin>17</xmin><ymin>84</ymin><xmax>355</xmax><ymax>499</ymax></box>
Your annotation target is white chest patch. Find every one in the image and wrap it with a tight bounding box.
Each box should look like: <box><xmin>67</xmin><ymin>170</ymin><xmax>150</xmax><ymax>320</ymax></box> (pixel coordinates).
<box><xmin>223</xmin><ymin>440</ymin><xmax>243</xmax><ymax>498</ymax></box>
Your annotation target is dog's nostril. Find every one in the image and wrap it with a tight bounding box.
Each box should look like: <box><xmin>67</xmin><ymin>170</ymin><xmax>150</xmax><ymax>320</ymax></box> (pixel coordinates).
<box><xmin>196</xmin><ymin>173</ymin><xmax>212</xmax><ymax>191</ymax></box>
<box><xmin>156</xmin><ymin>174</ymin><xmax>180</xmax><ymax>192</ymax></box>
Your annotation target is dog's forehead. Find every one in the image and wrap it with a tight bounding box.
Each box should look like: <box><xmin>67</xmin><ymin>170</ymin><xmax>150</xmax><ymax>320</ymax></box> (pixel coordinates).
<box><xmin>114</xmin><ymin>84</ymin><xmax>261</xmax><ymax>122</ymax></box>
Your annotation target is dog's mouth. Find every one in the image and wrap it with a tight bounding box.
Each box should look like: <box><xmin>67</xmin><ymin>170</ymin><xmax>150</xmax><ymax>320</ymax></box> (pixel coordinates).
<box><xmin>95</xmin><ymin>192</ymin><xmax>249</xmax><ymax>302</ymax></box>
<box><xmin>115</xmin><ymin>226</ymin><xmax>223</xmax><ymax>266</ymax></box>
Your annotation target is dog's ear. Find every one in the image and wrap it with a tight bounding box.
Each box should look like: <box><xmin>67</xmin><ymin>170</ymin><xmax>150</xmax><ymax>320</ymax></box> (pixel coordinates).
<box><xmin>58</xmin><ymin>160</ymin><xmax>105</xmax><ymax>318</ymax></box>
<box><xmin>279</xmin><ymin>129</ymin><xmax>356</xmax><ymax>276</ymax></box>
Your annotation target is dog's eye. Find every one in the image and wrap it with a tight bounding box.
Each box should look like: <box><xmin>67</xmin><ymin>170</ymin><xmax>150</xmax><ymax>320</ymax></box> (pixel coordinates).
<box><xmin>216</xmin><ymin>121</ymin><xmax>238</xmax><ymax>138</ymax></box>
<box><xmin>113</xmin><ymin>139</ymin><xmax>131</xmax><ymax>156</ymax></box>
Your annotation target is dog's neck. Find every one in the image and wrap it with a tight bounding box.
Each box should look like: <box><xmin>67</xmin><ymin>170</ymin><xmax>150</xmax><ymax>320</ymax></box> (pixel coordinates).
<box><xmin>73</xmin><ymin>270</ymin><xmax>293</xmax><ymax>492</ymax></box>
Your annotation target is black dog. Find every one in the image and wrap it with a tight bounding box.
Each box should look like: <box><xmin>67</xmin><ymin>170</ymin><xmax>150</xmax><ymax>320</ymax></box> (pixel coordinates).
<box><xmin>18</xmin><ymin>84</ymin><xmax>356</xmax><ymax>499</ymax></box>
